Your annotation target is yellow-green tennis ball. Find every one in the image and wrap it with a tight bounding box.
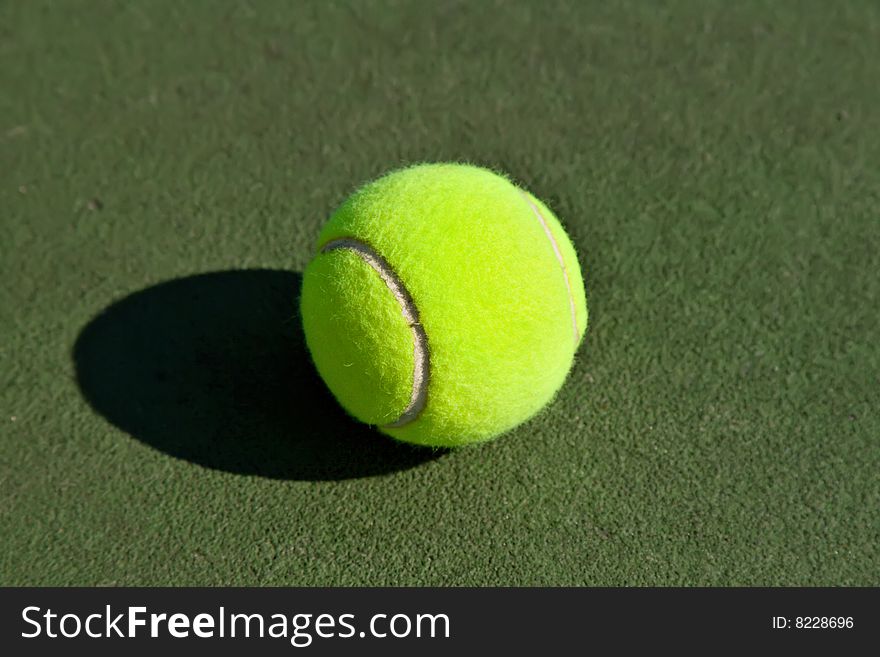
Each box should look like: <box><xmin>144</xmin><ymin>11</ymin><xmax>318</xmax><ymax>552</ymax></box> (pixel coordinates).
<box><xmin>300</xmin><ymin>163</ymin><xmax>588</xmax><ymax>448</ymax></box>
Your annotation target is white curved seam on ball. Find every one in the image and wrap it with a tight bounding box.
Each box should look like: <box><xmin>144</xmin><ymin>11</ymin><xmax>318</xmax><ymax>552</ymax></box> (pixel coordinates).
<box><xmin>519</xmin><ymin>191</ymin><xmax>579</xmax><ymax>346</ymax></box>
<box><xmin>321</xmin><ymin>237</ymin><xmax>429</xmax><ymax>428</ymax></box>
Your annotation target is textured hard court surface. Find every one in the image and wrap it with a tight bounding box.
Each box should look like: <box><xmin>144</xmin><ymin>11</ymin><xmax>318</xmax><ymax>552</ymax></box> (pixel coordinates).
<box><xmin>1</xmin><ymin>0</ymin><xmax>878</xmax><ymax>585</ymax></box>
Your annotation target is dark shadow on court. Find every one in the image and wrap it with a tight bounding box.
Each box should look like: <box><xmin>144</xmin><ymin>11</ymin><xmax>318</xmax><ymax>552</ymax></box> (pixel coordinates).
<box><xmin>73</xmin><ymin>269</ymin><xmax>445</xmax><ymax>481</ymax></box>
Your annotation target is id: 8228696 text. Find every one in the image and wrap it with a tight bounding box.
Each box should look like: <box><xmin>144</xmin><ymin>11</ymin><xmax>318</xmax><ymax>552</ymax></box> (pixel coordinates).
<box><xmin>772</xmin><ymin>617</ymin><xmax>854</xmax><ymax>629</ymax></box>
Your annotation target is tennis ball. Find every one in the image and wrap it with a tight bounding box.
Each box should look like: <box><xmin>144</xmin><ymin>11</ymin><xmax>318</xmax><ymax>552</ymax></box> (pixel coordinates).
<box><xmin>300</xmin><ymin>163</ymin><xmax>587</xmax><ymax>447</ymax></box>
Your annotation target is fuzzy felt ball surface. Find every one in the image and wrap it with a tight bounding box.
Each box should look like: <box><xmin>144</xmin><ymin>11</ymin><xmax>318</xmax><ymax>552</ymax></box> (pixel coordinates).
<box><xmin>300</xmin><ymin>163</ymin><xmax>588</xmax><ymax>447</ymax></box>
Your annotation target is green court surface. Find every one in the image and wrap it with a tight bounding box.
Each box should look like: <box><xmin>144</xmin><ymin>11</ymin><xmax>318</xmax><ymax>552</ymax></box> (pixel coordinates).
<box><xmin>2</xmin><ymin>0</ymin><xmax>878</xmax><ymax>586</ymax></box>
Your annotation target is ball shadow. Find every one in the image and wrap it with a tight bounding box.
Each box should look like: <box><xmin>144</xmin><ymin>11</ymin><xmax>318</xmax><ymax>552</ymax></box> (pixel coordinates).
<box><xmin>73</xmin><ymin>269</ymin><xmax>446</xmax><ymax>481</ymax></box>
